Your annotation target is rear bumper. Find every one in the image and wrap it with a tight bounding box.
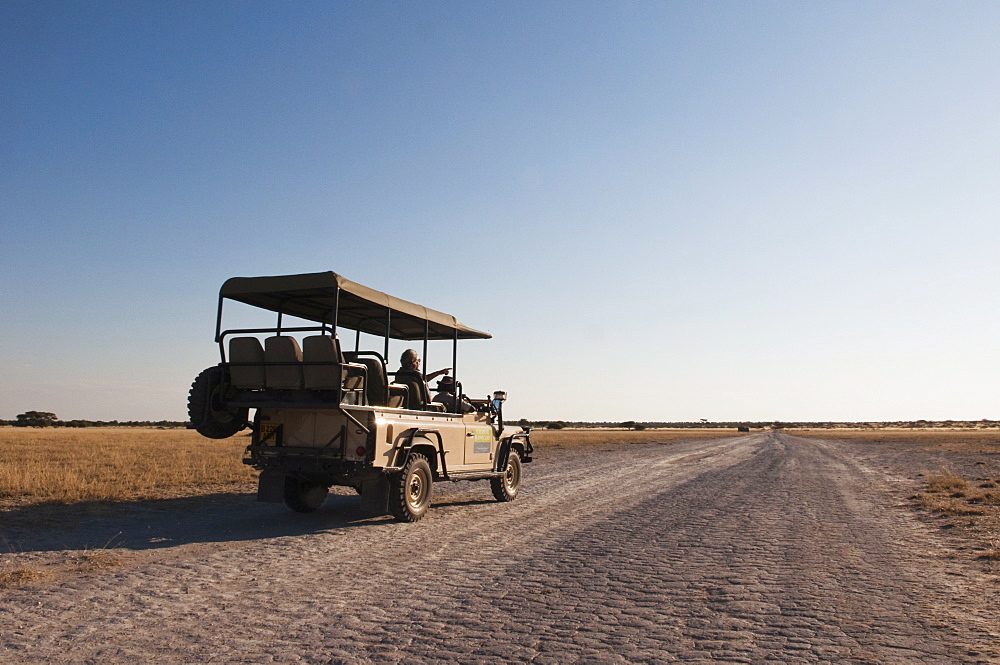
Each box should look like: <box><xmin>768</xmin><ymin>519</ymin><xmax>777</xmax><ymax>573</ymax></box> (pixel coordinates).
<box><xmin>244</xmin><ymin>444</ymin><xmax>382</xmax><ymax>485</ymax></box>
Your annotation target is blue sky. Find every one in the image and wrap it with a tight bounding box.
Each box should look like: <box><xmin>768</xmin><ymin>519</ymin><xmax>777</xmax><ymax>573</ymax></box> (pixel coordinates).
<box><xmin>2</xmin><ymin>1</ymin><xmax>999</xmax><ymax>422</ymax></box>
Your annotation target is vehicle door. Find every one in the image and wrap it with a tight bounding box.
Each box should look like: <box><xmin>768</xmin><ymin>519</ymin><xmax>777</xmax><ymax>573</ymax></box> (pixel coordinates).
<box><xmin>463</xmin><ymin>411</ymin><xmax>495</xmax><ymax>467</ymax></box>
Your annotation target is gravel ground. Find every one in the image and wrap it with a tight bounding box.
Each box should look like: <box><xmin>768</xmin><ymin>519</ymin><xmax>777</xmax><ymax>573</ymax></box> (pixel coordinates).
<box><xmin>2</xmin><ymin>432</ymin><xmax>999</xmax><ymax>663</ymax></box>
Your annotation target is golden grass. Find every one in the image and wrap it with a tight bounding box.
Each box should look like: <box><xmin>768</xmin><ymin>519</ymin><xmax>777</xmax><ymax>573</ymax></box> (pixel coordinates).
<box><xmin>926</xmin><ymin>468</ymin><xmax>970</xmax><ymax>494</ymax></box>
<box><xmin>0</xmin><ymin>567</ymin><xmax>49</xmax><ymax>589</ymax></box>
<box><xmin>0</xmin><ymin>426</ymin><xmax>741</xmax><ymax>507</ymax></box>
<box><xmin>529</xmin><ymin>428</ymin><xmax>743</xmax><ymax>448</ymax></box>
<box><xmin>0</xmin><ymin>428</ymin><xmax>255</xmax><ymax>506</ymax></box>
<box><xmin>73</xmin><ymin>550</ymin><xmax>125</xmax><ymax>571</ymax></box>
<box><xmin>913</xmin><ymin>468</ymin><xmax>1000</xmax><ymax>517</ymax></box>
<box><xmin>913</xmin><ymin>492</ymin><xmax>988</xmax><ymax>515</ymax></box>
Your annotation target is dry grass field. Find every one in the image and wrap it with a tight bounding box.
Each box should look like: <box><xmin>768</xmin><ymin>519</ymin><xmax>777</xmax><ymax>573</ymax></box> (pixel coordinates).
<box><xmin>0</xmin><ymin>426</ymin><xmax>738</xmax><ymax>508</ymax></box>
<box><xmin>0</xmin><ymin>427</ymin><xmax>255</xmax><ymax>507</ymax></box>
<box><xmin>6</xmin><ymin>425</ymin><xmax>996</xmax><ymax>521</ymax></box>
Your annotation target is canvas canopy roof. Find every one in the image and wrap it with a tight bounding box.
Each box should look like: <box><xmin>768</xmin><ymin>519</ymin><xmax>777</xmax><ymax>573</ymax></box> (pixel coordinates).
<box><xmin>220</xmin><ymin>271</ymin><xmax>491</xmax><ymax>341</ymax></box>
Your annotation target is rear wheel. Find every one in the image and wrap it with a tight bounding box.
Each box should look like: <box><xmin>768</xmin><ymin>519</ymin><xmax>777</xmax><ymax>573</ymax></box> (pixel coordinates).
<box><xmin>390</xmin><ymin>453</ymin><xmax>433</xmax><ymax>522</ymax></box>
<box><xmin>491</xmin><ymin>449</ymin><xmax>521</xmax><ymax>502</ymax></box>
<box><xmin>187</xmin><ymin>366</ymin><xmax>247</xmax><ymax>439</ymax></box>
<box><xmin>283</xmin><ymin>477</ymin><xmax>329</xmax><ymax>513</ymax></box>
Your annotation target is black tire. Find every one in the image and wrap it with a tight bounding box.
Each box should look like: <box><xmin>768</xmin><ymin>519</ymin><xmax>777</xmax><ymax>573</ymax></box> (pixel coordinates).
<box><xmin>491</xmin><ymin>449</ymin><xmax>521</xmax><ymax>502</ymax></box>
<box><xmin>187</xmin><ymin>366</ymin><xmax>247</xmax><ymax>439</ymax></box>
<box><xmin>283</xmin><ymin>476</ymin><xmax>329</xmax><ymax>513</ymax></box>
<box><xmin>389</xmin><ymin>453</ymin><xmax>433</xmax><ymax>522</ymax></box>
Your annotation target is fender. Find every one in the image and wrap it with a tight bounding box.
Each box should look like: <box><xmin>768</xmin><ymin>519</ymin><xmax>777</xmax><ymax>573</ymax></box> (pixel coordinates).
<box><xmin>390</xmin><ymin>428</ymin><xmax>450</xmax><ymax>479</ymax></box>
<box><xmin>494</xmin><ymin>432</ymin><xmax>533</xmax><ymax>472</ymax></box>
<box><xmin>494</xmin><ymin>437</ymin><xmax>512</xmax><ymax>473</ymax></box>
<box><xmin>506</xmin><ymin>430</ymin><xmax>533</xmax><ymax>464</ymax></box>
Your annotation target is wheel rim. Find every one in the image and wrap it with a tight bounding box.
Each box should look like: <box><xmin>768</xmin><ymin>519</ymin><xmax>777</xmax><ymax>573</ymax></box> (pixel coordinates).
<box><xmin>504</xmin><ymin>459</ymin><xmax>519</xmax><ymax>490</ymax></box>
<box><xmin>303</xmin><ymin>484</ymin><xmax>327</xmax><ymax>508</ymax></box>
<box><xmin>209</xmin><ymin>388</ymin><xmax>235</xmax><ymax>423</ymax></box>
<box><xmin>407</xmin><ymin>468</ymin><xmax>429</xmax><ymax>509</ymax></box>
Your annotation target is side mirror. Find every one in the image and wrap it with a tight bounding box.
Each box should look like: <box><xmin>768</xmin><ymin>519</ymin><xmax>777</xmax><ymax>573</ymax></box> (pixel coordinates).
<box><xmin>492</xmin><ymin>390</ymin><xmax>506</xmax><ymax>413</ymax></box>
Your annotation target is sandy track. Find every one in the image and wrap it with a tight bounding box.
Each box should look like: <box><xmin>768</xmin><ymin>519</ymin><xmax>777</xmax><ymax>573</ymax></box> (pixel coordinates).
<box><xmin>2</xmin><ymin>433</ymin><xmax>998</xmax><ymax>663</ymax></box>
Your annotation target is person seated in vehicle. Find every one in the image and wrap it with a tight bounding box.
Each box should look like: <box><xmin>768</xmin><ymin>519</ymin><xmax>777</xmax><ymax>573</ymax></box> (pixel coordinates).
<box><xmin>432</xmin><ymin>375</ymin><xmax>476</xmax><ymax>414</ymax></box>
<box><xmin>395</xmin><ymin>349</ymin><xmax>450</xmax><ymax>409</ymax></box>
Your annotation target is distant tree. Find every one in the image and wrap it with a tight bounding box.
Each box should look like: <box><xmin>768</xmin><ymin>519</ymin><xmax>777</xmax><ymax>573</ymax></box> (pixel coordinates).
<box><xmin>15</xmin><ymin>411</ymin><xmax>58</xmax><ymax>427</ymax></box>
<box><xmin>517</xmin><ymin>418</ymin><xmax>531</xmax><ymax>429</ymax></box>
<box><xmin>634</xmin><ymin>423</ymin><xmax>646</xmax><ymax>431</ymax></box>
<box><xmin>621</xmin><ymin>421</ymin><xmax>636</xmax><ymax>431</ymax></box>
<box><xmin>546</xmin><ymin>421</ymin><xmax>566</xmax><ymax>430</ymax></box>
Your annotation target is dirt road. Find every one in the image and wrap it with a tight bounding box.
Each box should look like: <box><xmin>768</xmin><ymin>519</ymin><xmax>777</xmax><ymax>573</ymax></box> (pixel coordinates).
<box><xmin>2</xmin><ymin>432</ymin><xmax>999</xmax><ymax>663</ymax></box>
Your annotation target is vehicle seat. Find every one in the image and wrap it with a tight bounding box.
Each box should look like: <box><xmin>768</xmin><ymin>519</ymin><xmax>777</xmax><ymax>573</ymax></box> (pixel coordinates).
<box><xmin>387</xmin><ymin>383</ymin><xmax>407</xmax><ymax>408</ymax></box>
<box><xmin>302</xmin><ymin>335</ymin><xmax>345</xmax><ymax>390</ymax></box>
<box><xmin>396</xmin><ymin>375</ymin><xmax>431</xmax><ymax>411</ymax></box>
<box><xmin>228</xmin><ymin>337</ymin><xmax>265</xmax><ymax>389</ymax></box>
<box><xmin>343</xmin><ymin>353</ymin><xmax>388</xmax><ymax>406</ymax></box>
<box><xmin>341</xmin><ymin>366</ymin><xmax>365</xmax><ymax>404</ymax></box>
<box><xmin>264</xmin><ymin>336</ymin><xmax>303</xmax><ymax>389</ymax></box>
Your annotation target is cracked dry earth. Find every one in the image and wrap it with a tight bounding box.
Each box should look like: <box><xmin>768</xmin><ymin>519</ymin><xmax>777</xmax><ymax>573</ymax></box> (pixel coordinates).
<box><xmin>2</xmin><ymin>432</ymin><xmax>999</xmax><ymax>663</ymax></box>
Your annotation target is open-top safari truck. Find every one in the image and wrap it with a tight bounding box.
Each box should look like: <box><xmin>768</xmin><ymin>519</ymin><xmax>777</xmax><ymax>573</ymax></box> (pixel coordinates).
<box><xmin>187</xmin><ymin>271</ymin><xmax>532</xmax><ymax>521</ymax></box>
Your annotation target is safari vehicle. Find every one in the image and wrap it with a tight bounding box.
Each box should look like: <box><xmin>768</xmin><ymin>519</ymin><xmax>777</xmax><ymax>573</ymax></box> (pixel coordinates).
<box><xmin>187</xmin><ymin>271</ymin><xmax>533</xmax><ymax>522</ymax></box>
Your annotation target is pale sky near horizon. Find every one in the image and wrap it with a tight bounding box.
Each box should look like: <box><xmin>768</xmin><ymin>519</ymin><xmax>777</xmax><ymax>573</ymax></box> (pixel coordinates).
<box><xmin>3</xmin><ymin>1</ymin><xmax>999</xmax><ymax>423</ymax></box>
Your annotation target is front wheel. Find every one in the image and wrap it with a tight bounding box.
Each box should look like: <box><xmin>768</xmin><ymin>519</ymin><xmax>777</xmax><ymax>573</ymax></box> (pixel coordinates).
<box><xmin>389</xmin><ymin>453</ymin><xmax>433</xmax><ymax>522</ymax></box>
<box><xmin>491</xmin><ymin>449</ymin><xmax>522</xmax><ymax>502</ymax></box>
<box><xmin>284</xmin><ymin>477</ymin><xmax>329</xmax><ymax>513</ymax></box>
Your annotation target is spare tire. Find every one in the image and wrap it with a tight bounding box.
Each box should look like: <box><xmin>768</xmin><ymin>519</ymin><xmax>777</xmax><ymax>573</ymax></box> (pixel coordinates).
<box><xmin>188</xmin><ymin>366</ymin><xmax>247</xmax><ymax>439</ymax></box>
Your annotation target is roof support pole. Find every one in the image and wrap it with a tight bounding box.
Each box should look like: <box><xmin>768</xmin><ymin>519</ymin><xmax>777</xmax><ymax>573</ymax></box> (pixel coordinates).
<box><xmin>452</xmin><ymin>328</ymin><xmax>458</xmax><ymax>392</ymax></box>
<box><xmin>383</xmin><ymin>308</ymin><xmax>391</xmax><ymax>366</ymax></box>
<box><xmin>331</xmin><ymin>287</ymin><xmax>340</xmax><ymax>334</ymax></box>
<box><xmin>422</xmin><ymin>320</ymin><xmax>429</xmax><ymax>380</ymax></box>
<box><xmin>214</xmin><ymin>294</ymin><xmax>225</xmax><ymax>343</ymax></box>
<box><xmin>215</xmin><ymin>294</ymin><xmax>226</xmax><ymax>360</ymax></box>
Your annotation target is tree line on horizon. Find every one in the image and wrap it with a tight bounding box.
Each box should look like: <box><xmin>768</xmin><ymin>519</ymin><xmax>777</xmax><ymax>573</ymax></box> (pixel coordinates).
<box><xmin>3</xmin><ymin>411</ymin><xmax>187</xmax><ymax>428</ymax></box>
<box><xmin>4</xmin><ymin>411</ymin><xmax>998</xmax><ymax>430</ymax></box>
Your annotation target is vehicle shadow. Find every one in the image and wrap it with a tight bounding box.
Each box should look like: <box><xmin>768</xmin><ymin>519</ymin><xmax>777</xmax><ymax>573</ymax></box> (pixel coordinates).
<box><xmin>0</xmin><ymin>491</ymin><xmax>389</xmax><ymax>555</ymax></box>
<box><xmin>430</xmin><ymin>497</ymin><xmax>496</xmax><ymax>509</ymax></box>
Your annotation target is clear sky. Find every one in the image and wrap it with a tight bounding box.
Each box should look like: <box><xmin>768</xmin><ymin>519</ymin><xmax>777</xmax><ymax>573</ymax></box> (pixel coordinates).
<box><xmin>3</xmin><ymin>1</ymin><xmax>999</xmax><ymax>423</ymax></box>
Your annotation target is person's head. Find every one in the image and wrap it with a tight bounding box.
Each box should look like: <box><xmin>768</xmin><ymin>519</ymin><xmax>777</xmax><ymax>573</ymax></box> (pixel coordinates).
<box><xmin>400</xmin><ymin>348</ymin><xmax>420</xmax><ymax>370</ymax></box>
<box><xmin>436</xmin><ymin>375</ymin><xmax>456</xmax><ymax>394</ymax></box>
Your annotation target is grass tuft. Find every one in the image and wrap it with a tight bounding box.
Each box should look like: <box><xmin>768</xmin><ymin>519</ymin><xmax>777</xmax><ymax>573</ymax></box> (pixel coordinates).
<box><xmin>926</xmin><ymin>468</ymin><xmax>969</xmax><ymax>493</ymax></box>
<box><xmin>915</xmin><ymin>470</ymin><xmax>994</xmax><ymax>516</ymax></box>
<box><xmin>0</xmin><ymin>567</ymin><xmax>48</xmax><ymax>589</ymax></box>
<box><xmin>913</xmin><ymin>493</ymin><xmax>988</xmax><ymax>515</ymax></box>
<box><xmin>74</xmin><ymin>551</ymin><xmax>125</xmax><ymax>571</ymax></box>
